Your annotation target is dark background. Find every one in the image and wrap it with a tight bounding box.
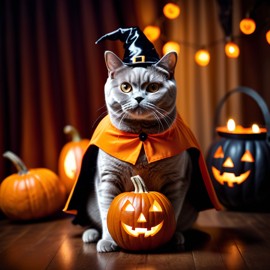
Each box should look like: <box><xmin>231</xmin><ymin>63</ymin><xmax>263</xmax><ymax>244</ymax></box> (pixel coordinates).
<box><xmin>1</xmin><ymin>0</ymin><xmax>270</xmax><ymax>181</ymax></box>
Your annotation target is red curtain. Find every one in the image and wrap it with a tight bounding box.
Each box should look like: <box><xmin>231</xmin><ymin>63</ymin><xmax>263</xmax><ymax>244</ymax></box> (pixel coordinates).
<box><xmin>0</xmin><ymin>0</ymin><xmax>156</xmax><ymax>179</ymax></box>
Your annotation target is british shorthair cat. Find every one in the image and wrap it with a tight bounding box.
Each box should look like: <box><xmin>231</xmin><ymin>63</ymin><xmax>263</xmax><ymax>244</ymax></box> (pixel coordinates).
<box><xmin>80</xmin><ymin>51</ymin><xmax>198</xmax><ymax>252</ymax></box>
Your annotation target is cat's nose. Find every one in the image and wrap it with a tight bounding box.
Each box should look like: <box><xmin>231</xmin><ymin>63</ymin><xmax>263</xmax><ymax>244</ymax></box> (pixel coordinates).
<box><xmin>135</xmin><ymin>97</ymin><xmax>144</xmax><ymax>103</ymax></box>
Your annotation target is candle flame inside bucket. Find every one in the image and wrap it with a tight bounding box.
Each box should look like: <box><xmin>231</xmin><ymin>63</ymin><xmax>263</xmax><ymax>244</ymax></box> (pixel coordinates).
<box><xmin>227</xmin><ymin>119</ymin><xmax>236</xmax><ymax>131</ymax></box>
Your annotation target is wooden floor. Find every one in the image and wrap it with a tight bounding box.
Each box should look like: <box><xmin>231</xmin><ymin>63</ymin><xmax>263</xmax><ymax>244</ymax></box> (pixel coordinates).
<box><xmin>1</xmin><ymin>209</ymin><xmax>270</xmax><ymax>270</ymax></box>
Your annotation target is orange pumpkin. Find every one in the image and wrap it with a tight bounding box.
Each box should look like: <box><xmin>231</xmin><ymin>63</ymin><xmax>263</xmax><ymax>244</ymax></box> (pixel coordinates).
<box><xmin>0</xmin><ymin>151</ymin><xmax>66</xmax><ymax>221</ymax></box>
<box><xmin>58</xmin><ymin>125</ymin><xmax>89</xmax><ymax>194</ymax></box>
<box><xmin>107</xmin><ymin>175</ymin><xmax>176</xmax><ymax>251</ymax></box>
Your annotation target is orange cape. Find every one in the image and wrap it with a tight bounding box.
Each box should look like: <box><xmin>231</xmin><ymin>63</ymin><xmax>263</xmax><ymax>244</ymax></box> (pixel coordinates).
<box><xmin>64</xmin><ymin>114</ymin><xmax>222</xmax><ymax>224</ymax></box>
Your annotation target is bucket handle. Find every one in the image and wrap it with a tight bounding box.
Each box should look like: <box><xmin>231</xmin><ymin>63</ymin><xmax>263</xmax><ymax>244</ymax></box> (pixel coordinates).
<box><xmin>213</xmin><ymin>86</ymin><xmax>270</xmax><ymax>144</ymax></box>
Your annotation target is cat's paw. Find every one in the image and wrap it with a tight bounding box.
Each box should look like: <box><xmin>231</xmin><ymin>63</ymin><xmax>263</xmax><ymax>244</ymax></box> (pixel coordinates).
<box><xmin>97</xmin><ymin>239</ymin><xmax>119</xmax><ymax>253</ymax></box>
<box><xmin>82</xmin><ymin>228</ymin><xmax>100</xmax><ymax>243</ymax></box>
<box><xmin>173</xmin><ymin>232</ymin><xmax>185</xmax><ymax>246</ymax></box>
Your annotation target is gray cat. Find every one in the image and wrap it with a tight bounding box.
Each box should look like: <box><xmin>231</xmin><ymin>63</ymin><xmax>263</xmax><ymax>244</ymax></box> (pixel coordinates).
<box><xmin>86</xmin><ymin>50</ymin><xmax>198</xmax><ymax>252</ymax></box>
<box><xmin>64</xmin><ymin>49</ymin><xmax>220</xmax><ymax>252</ymax></box>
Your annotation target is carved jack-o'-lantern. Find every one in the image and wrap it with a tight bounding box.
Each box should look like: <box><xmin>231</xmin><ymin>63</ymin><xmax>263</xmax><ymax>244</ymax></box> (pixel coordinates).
<box><xmin>206</xmin><ymin>87</ymin><xmax>270</xmax><ymax>211</ymax></box>
<box><xmin>121</xmin><ymin>199</ymin><xmax>165</xmax><ymax>238</ymax></box>
<box><xmin>211</xmin><ymin>145</ymin><xmax>255</xmax><ymax>187</ymax></box>
<box><xmin>107</xmin><ymin>175</ymin><xmax>176</xmax><ymax>251</ymax></box>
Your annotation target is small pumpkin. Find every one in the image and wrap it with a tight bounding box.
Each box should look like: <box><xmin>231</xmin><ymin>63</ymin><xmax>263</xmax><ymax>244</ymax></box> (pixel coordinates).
<box><xmin>0</xmin><ymin>151</ymin><xmax>66</xmax><ymax>220</ymax></box>
<box><xmin>58</xmin><ymin>125</ymin><xmax>89</xmax><ymax>194</ymax></box>
<box><xmin>107</xmin><ymin>175</ymin><xmax>176</xmax><ymax>251</ymax></box>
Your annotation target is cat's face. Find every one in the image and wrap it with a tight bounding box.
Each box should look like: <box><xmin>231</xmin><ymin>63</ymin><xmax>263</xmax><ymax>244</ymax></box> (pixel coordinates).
<box><xmin>104</xmin><ymin>51</ymin><xmax>178</xmax><ymax>134</ymax></box>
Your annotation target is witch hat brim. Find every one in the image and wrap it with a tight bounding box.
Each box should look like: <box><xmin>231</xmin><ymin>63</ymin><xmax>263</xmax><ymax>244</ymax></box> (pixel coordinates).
<box><xmin>96</xmin><ymin>27</ymin><xmax>160</xmax><ymax>66</ymax></box>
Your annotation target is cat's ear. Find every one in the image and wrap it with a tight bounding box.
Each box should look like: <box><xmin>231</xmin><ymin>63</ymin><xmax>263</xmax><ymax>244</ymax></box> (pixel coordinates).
<box><xmin>154</xmin><ymin>51</ymin><xmax>177</xmax><ymax>75</ymax></box>
<box><xmin>104</xmin><ymin>51</ymin><xmax>125</xmax><ymax>77</ymax></box>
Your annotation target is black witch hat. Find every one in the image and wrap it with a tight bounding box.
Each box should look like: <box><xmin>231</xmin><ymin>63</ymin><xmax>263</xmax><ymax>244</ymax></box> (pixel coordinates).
<box><xmin>95</xmin><ymin>27</ymin><xmax>160</xmax><ymax>66</ymax></box>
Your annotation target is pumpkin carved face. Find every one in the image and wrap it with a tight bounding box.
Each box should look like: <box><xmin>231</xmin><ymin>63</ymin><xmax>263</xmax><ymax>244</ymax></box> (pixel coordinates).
<box><xmin>206</xmin><ymin>87</ymin><xmax>270</xmax><ymax>211</ymax></box>
<box><xmin>211</xmin><ymin>145</ymin><xmax>255</xmax><ymax>187</ymax></box>
<box><xmin>120</xmin><ymin>199</ymin><xmax>164</xmax><ymax>238</ymax></box>
<box><xmin>107</xmin><ymin>176</ymin><xmax>176</xmax><ymax>251</ymax></box>
<box><xmin>206</xmin><ymin>137</ymin><xmax>270</xmax><ymax>210</ymax></box>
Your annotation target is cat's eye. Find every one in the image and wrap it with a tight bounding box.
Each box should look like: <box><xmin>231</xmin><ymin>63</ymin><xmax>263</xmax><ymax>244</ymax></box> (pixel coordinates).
<box><xmin>146</xmin><ymin>83</ymin><xmax>159</xmax><ymax>93</ymax></box>
<box><xmin>120</xmin><ymin>82</ymin><xmax>132</xmax><ymax>93</ymax></box>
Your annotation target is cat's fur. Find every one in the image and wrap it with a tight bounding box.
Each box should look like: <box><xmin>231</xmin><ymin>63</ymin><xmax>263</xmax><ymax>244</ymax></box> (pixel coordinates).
<box><xmin>82</xmin><ymin>51</ymin><xmax>198</xmax><ymax>252</ymax></box>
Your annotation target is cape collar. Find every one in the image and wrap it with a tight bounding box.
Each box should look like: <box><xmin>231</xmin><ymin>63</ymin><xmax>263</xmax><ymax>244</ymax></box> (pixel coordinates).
<box><xmin>90</xmin><ymin>113</ymin><xmax>200</xmax><ymax>165</ymax></box>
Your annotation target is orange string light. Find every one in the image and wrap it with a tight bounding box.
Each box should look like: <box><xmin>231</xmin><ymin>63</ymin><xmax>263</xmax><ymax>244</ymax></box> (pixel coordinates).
<box><xmin>163</xmin><ymin>3</ymin><xmax>180</xmax><ymax>19</ymax></box>
<box><xmin>162</xmin><ymin>41</ymin><xmax>180</xmax><ymax>55</ymax></box>
<box><xmin>239</xmin><ymin>18</ymin><xmax>256</xmax><ymax>35</ymax></box>
<box><xmin>225</xmin><ymin>42</ymin><xmax>240</xmax><ymax>58</ymax></box>
<box><xmin>266</xmin><ymin>30</ymin><xmax>270</xmax><ymax>45</ymax></box>
<box><xmin>194</xmin><ymin>49</ymin><xmax>210</xmax><ymax>66</ymax></box>
<box><xmin>144</xmin><ymin>2</ymin><xmax>269</xmax><ymax>66</ymax></box>
<box><xmin>143</xmin><ymin>26</ymin><xmax>161</xmax><ymax>42</ymax></box>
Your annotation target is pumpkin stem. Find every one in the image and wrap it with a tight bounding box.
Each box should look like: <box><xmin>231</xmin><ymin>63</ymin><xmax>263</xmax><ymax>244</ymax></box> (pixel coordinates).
<box><xmin>130</xmin><ymin>175</ymin><xmax>148</xmax><ymax>193</ymax></box>
<box><xmin>64</xmin><ymin>125</ymin><xmax>81</xmax><ymax>142</ymax></box>
<box><xmin>3</xmin><ymin>151</ymin><xmax>28</xmax><ymax>175</ymax></box>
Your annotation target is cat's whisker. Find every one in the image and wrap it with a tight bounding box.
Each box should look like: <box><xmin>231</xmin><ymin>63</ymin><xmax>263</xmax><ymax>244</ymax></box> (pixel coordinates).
<box><xmin>92</xmin><ymin>109</ymin><xmax>108</xmax><ymax>129</ymax></box>
<box><xmin>150</xmin><ymin>107</ymin><xmax>175</xmax><ymax>134</ymax></box>
<box><xmin>119</xmin><ymin>112</ymin><xmax>129</xmax><ymax>130</ymax></box>
<box><xmin>146</xmin><ymin>103</ymin><xmax>175</xmax><ymax>121</ymax></box>
<box><xmin>150</xmin><ymin>104</ymin><xmax>175</xmax><ymax>124</ymax></box>
<box><xmin>122</xmin><ymin>103</ymin><xmax>132</xmax><ymax>111</ymax></box>
<box><xmin>108</xmin><ymin>106</ymin><xmax>127</xmax><ymax>121</ymax></box>
<box><xmin>96</xmin><ymin>104</ymin><xmax>107</xmax><ymax>112</ymax></box>
<box><xmin>144</xmin><ymin>103</ymin><xmax>174</xmax><ymax>130</ymax></box>
<box><xmin>151</xmin><ymin>111</ymin><xmax>165</xmax><ymax>133</ymax></box>
<box><xmin>142</xmin><ymin>104</ymin><xmax>169</xmax><ymax>133</ymax></box>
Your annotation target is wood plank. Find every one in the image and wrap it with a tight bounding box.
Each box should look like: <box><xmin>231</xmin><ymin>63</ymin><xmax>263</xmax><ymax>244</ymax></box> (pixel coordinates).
<box><xmin>1</xmin><ymin>210</ymin><xmax>270</xmax><ymax>269</ymax></box>
<box><xmin>0</xmin><ymin>222</ymin><xmax>31</xmax><ymax>253</ymax></box>
<box><xmin>103</xmin><ymin>252</ymin><xmax>147</xmax><ymax>270</ymax></box>
<box><xmin>0</xmin><ymin>215</ymin><xmax>76</xmax><ymax>270</ymax></box>
<box><xmin>47</xmin><ymin>238</ymin><xmax>110</xmax><ymax>270</ymax></box>
<box><xmin>228</xmin><ymin>212</ymin><xmax>270</xmax><ymax>270</ymax></box>
<box><xmin>195</xmin><ymin>209</ymin><xmax>270</xmax><ymax>270</ymax></box>
<box><xmin>146</xmin><ymin>252</ymin><xmax>195</xmax><ymax>270</ymax></box>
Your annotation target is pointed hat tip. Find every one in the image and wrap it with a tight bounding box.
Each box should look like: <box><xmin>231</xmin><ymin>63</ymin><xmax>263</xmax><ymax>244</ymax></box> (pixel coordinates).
<box><xmin>95</xmin><ymin>27</ymin><xmax>160</xmax><ymax>66</ymax></box>
<box><xmin>95</xmin><ymin>33</ymin><xmax>109</xmax><ymax>44</ymax></box>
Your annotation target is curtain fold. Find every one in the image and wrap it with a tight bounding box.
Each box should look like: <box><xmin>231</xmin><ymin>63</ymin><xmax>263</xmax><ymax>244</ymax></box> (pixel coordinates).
<box><xmin>1</xmin><ymin>0</ymin><xmax>269</xmax><ymax>181</ymax></box>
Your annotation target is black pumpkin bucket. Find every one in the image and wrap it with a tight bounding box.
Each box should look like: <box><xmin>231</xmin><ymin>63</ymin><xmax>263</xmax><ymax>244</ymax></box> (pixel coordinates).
<box><xmin>206</xmin><ymin>87</ymin><xmax>270</xmax><ymax>211</ymax></box>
